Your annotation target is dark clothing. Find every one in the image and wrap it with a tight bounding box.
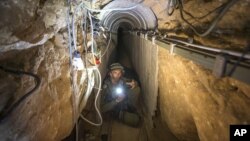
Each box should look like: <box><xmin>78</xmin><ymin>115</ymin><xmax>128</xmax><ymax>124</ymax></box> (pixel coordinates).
<box><xmin>101</xmin><ymin>77</ymin><xmax>140</xmax><ymax>113</ymax></box>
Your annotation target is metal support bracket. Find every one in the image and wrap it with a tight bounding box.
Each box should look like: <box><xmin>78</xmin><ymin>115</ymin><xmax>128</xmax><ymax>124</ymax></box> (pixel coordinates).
<box><xmin>152</xmin><ymin>36</ymin><xmax>156</xmax><ymax>45</ymax></box>
<box><xmin>140</xmin><ymin>33</ymin><xmax>144</xmax><ymax>38</ymax></box>
<box><xmin>170</xmin><ymin>43</ymin><xmax>176</xmax><ymax>55</ymax></box>
<box><xmin>213</xmin><ymin>55</ymin><xmax>227</xmax><ymax>78</ymax></box>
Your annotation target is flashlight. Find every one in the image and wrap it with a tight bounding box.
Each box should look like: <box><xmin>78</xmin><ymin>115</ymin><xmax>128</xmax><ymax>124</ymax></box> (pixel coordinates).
<box><xmin>115</xmin><ymin>86</ymin><xmax>123</xmax><ymax>96</ymax></box>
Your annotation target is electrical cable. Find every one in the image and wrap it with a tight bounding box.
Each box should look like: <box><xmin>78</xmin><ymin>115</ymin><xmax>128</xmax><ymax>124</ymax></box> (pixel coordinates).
<box><xmin>88</xmin><ymin>11</ymin><xmax>98</xmax><ymax>59</ymax></box>
<box><xmin>80</xmin><ymin>67</ymin><xmax>103</xmax><ymax>126</ymax></box>
<box><xmin>182</xmin><ymin>3</ymin><xmax>224</xmax><ymax>23</ymax></box>
<box><xmin>81</xmin><ymin>10</ymin><xmax>93</xmax><ymax>116</ymax></box>
<box><xmin>178</xmin><ymin>0</ymin><xmax>238</xmax><ymax>37</ymax></box>
<box><xmin>0</xmin><ymin>40</ymin><xmax>21</xmax><ymax>46</ymax></box>
<box><xmin>84</xmin><ymin>83</ymin><xmax>102</xmax><ymax>91</ymax></box>
<box><xmin>67</xmin><ymin>0</ymin><xmax>79</xmax><ymax>127</ymax></box>
<box><xmin>0</xmin><ymin>66</ymin><xmax>41</xmax><ymax>123</ymax></box>
<box><xmin>72</xmin><ymin>14</ymin><xmax>77</xmax><ymax>51</ymax></box>
<box><xmin>166</xmin><ymin>0</ymin><xmax>225</xmax><ymax>23</ymax></box>
<box><xmin>79</xmin><ymin>68</ymin><xmax>95</xmax><ymax>113</ymax></box>
<box><xmin>77</xmin><ymin>11</ymin><xmax>89</xmax><ymax>107</ymax></box>
<box><xmin>166</xmin><ymin>0</ymin><xmax>179</xmax><ymax>16</ymax></box>
<box><xmin>66</xmin><ymin>6</ymin><xmax>73</xmax><ymax>64</ymax></box>
<box><xmin>88</xmin><ymin>10</ymin><xmax>104</xmax><ymax>65</ymax></box>
<box><xmin>81</xmin><ymin>9</ymin><xmax>89</xmax><ymax>73</ymax></box>
<box><xmin>67</xmin><ymin>0</ymin><xmax>103</xmax><ymax>131</ymax></box>
<box><xmin>100</xmin><ymin>33</ymin><xmax>112</xmax><ymax>58</ymax></box>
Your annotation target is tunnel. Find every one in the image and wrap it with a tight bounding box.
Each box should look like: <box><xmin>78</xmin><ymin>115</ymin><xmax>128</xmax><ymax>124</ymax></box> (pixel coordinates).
<box><xmin>0</xmin><ymin>0</ymin><xmax>250</xmax><ymax>141</ymax></box>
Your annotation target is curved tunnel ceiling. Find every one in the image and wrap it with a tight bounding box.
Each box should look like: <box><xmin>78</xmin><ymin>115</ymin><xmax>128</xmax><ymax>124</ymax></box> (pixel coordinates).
<box><xmin>100</xmin><ymin>0</ymin><xmax>157</xmax><ymax>32</ymax></box>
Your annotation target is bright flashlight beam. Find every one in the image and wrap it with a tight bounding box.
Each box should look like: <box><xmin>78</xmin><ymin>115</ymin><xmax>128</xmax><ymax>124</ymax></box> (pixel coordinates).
<box><xmin>115</xmin><ymin>87</ymin><xmax>123</xmax><ymax>95</ymax></box>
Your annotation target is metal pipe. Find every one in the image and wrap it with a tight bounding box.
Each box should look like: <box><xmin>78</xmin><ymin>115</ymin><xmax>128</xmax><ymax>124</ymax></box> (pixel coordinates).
<box><xmin>164</xmin><ymin>37</ymin><xmax>250</xmax><ymax>59</ymax></box>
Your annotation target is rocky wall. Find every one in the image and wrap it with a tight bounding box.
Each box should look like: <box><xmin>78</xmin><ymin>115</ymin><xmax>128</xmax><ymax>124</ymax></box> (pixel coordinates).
<box><xmin>158</xmin><ymin>47</ymin><xmax>250</xmax><ymax>141</ymax></box>
<box><xmin>0</xmin><ymin>0</ymin><xmax>67</xmax><ymax>52</ymax></box>
<box><xmin>144</xmin><ymin>0</ymin><xmax>250</xmax><ymax>50</ymax></box>
<box><xmin>0</xmin><ymin>32</ymin><xmax>74</xmax><ymax>141</ymax></box>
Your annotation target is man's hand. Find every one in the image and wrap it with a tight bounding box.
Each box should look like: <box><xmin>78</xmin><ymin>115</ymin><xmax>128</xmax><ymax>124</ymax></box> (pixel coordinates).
<box><xmin>126</xmin><ymin>79</ymin><xmax>137</xmax><ymax>89</ymax></box>
<box><xmin>115</xmin><ymin>94</ymin><xmax>125</xmax><ymax>103</ymax></box>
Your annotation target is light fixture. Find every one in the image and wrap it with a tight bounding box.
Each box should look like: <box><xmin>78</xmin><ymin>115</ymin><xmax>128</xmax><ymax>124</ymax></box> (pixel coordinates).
<box><xmin>72</xmin><ymin>51</ymin><xmax>84</xmax><ymax>71</ymax></box>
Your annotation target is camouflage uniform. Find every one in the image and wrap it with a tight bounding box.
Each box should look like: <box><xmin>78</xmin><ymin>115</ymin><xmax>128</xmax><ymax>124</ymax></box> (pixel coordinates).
<box><xmin>101</xmin><ymin>77</ymin><xmax>140</xmax><ymax>113</ymax></box>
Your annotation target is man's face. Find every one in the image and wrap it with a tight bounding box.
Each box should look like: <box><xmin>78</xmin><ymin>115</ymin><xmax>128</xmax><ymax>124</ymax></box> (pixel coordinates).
<box><xmin>110</xmin><ymin>69</ymin><xmax>122</xmax><ymax>83</ymax></box>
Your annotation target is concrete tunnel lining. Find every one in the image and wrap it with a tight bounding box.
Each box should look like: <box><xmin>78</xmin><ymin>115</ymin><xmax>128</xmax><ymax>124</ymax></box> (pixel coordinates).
<box><xmin>100</xmin><ymin>0</ymin><xmax>157</xmax><ymax>32</ymax></box>
<box><xmin>103</xmin><ymin>12</ymin><xmax>144</xmax><ymax>31</ymax></box>
<box><xmin>98</xmin><ymin>0</ymin><xmax>159</xmax><ymax>120</ymax></box>
<box><xmin>94</xmin><ymin>1</ymin><xmax>160</xmax><ymax>135</ymax></box>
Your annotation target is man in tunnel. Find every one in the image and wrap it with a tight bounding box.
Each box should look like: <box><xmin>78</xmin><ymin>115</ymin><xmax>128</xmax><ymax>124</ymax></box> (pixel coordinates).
<box><xmin>101</xmin><ymin>63</ymin><xmax>141</xmax><ymax>127</ymax></box>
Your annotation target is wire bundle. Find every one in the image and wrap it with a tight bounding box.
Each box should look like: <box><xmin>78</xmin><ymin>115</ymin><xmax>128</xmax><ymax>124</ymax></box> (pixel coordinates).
<box><xmin>166</xmin><ymin>0</ymin><xmax>238</xmax><ymax>37</ymax></box>
<box><xmin>66</xmin><ymin>0</ymin><xmax>104</xmax><ymax>130</ymax></box>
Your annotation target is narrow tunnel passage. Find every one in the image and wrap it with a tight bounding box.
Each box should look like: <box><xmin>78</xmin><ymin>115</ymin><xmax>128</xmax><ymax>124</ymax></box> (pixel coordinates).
<box><xmin>0</xmin><ymin>0</ymin><xmax>250</xmax><ymax>141</ymax></box>
<box><xmin>114</xmin><ymin>27</ymin><xmax>181</xmax><ymax>141</ymax></box>
<box><xmin>63</xmin><ymin>26</ymin><xmax>180</xmax><ymax>141</ymax></box>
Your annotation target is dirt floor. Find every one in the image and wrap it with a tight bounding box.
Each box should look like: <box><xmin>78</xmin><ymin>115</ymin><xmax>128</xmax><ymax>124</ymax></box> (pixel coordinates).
<box><xmin>68</xmin><ymin>97</ymin><xmax>178</xmax><ymax>141</ymax></box>
<box><xmin>111</xmin><ymin>121</ymin><xmax>140</xmax><ymax>141</ymax></box>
